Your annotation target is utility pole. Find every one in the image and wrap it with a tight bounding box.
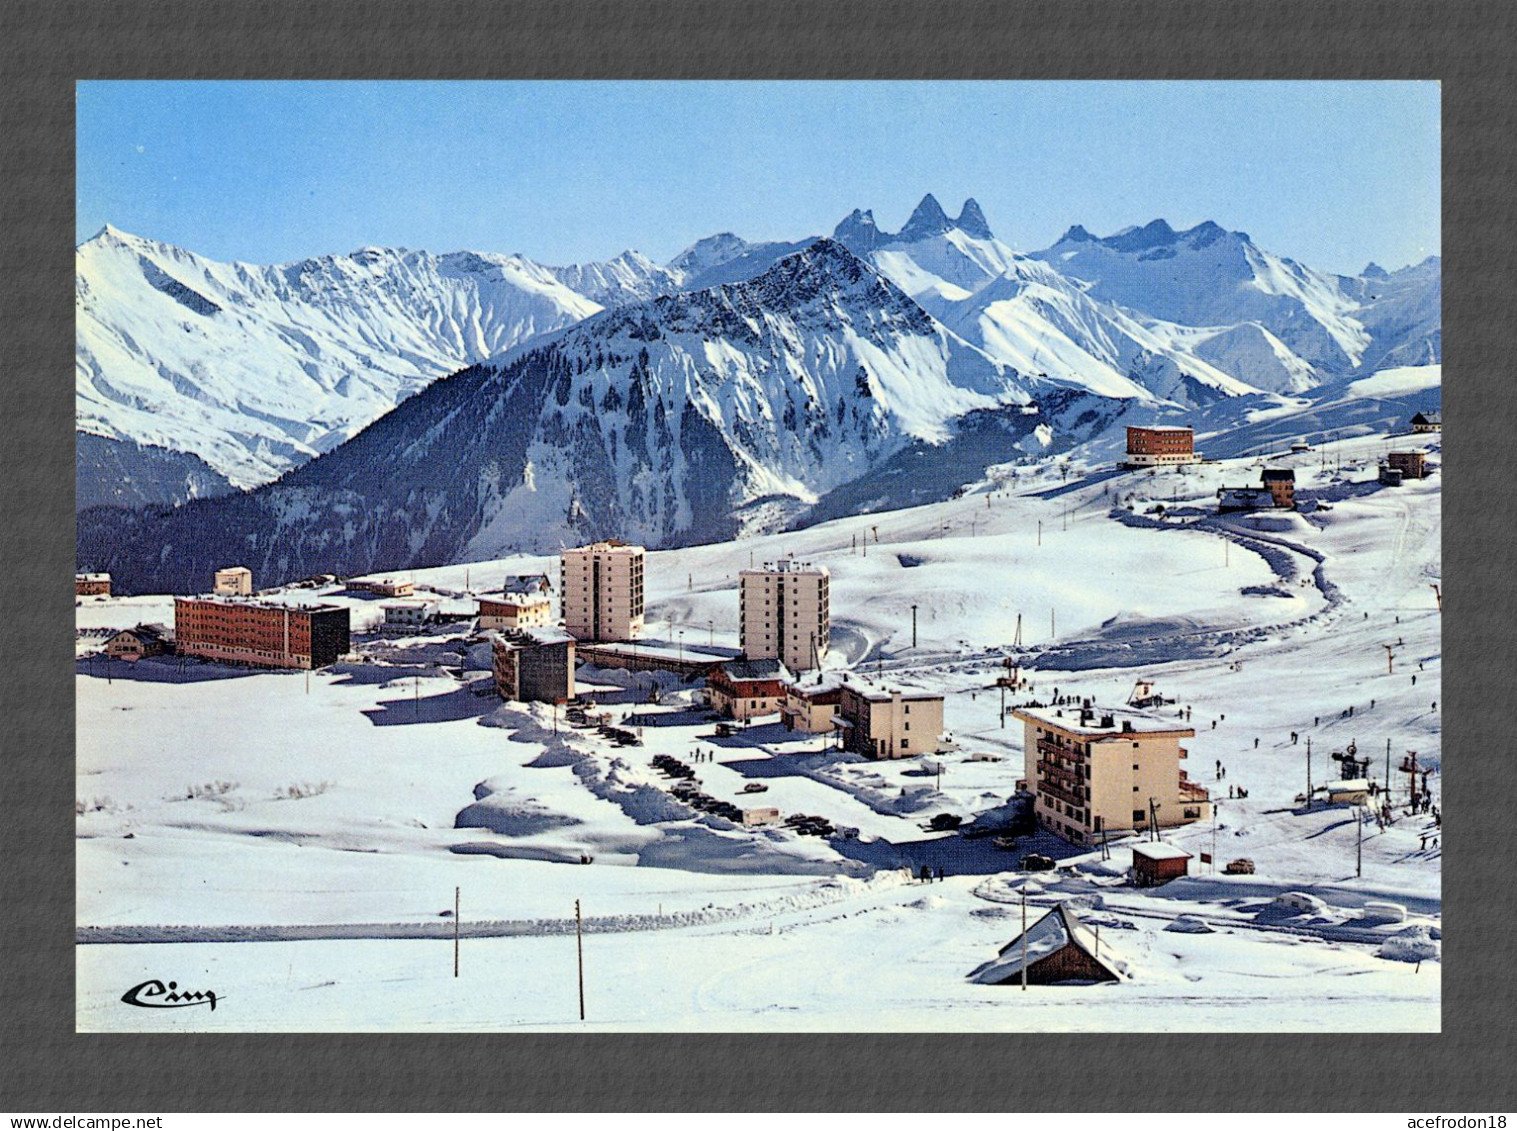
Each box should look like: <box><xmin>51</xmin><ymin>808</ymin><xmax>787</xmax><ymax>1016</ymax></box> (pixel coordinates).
<box><xmin>1037</xmin><ymin>520</ymin><xmax>1042</xmax><ymax>547</ymax></box>
<box><xmin>1430</xmin><ymin>583</ymin><xmax>1442</xmax><ymax>613</ymax></box>
<box><xmin>1382</xmin><ymin>643</ymin><xmax>1394</xmax><ymax>675</ymax></box>
<box><xmin>1211</xmin><ymin>802</ymin><xmax>1218</xmax><ymax>873</ymax></box>
<box><xmin>708</xmin><ymin>619</ymin><xmax>714</xmax><ymax>648</ymax></box>
<box><xmin>1000</xmin><ymin>682</ymin><xmax>1006</xmax><ymax>728</ymax></box>
<box><xmin>1020</xmin><ymin>888</ymin><xmax>1028</xmax><ymax>992</ymax></box>
<box><xmin>911</xmin><ymin>604</ymin><xmax>918</xmax><ymax>649</ymax></box>
<box><xmin>1051</xmin><ymin>608</ymin><xmax>1056</xmax><ymax>639</ymax></box>
<box><xmin>1306</xmin><ymin>736</ymin><xmax>1312</xmax><ymax>809</ymax></box>
<box><xmin>1386</xmin><ymin>739</ymin><xmax>1392</xmax><ymax>802</ymax></box>
<box><xmin>453</xmin><ymin>886</ymin><xmax>460</xmax><ymax>978</ymax></box>
<box><xmin>1356</xmin><ymin>806</ymin><xmax>1363</xmax><ymax>878</ymax></box>
<box><xmin>1013</xmin><ymin>613</ymin><xmax>1022</xmax><ymax>648</ymax></box>
<box><xmin>575</xmin><ymin>898</ymin><xmax>585</xmax><ymax>1021</ymax></box>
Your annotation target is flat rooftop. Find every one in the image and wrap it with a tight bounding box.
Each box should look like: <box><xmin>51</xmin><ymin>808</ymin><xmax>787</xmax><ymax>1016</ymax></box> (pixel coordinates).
<box><xmin>839</xmin><ymin>674</ymin><xmax>942</xmax><ymax>702</ymax></box>
<box><xmin>177</xmin><ymin>594</ymin><xmax>346</xmax><ymax>614</ymax></box>
<box><xmin>1013</xmin><ymin>704</ymin><xmax>1194</xmax><ymax>738</ymax></box>
<box><xmin>1132</xmin><ymin>842</ymin><xmax>1193</xmax><ymax>861</ymax></box>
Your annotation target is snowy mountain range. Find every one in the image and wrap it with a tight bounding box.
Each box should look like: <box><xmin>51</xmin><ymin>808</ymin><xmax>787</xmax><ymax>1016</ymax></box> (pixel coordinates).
<box><xmin>76</xmin><ymin>196</ymin><xmax>1439</xmax><ymax>591</ymax></box>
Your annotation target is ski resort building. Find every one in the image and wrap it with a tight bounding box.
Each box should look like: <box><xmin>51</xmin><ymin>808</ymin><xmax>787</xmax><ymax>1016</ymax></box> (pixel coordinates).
<box><xmin>968</xmin><ymin>903</ymin><xmax>1124</xmax><ymax>986</ymax></box>
<box><xmin>345</xmin><ymin>576</ymin><xmax>414</xmax><ymax>598</ymax></box>
<box><xmin>1124</xmin><ymin>425</ymin><xmax>1199</xmax><ymax>467</ymax></box>
<box><xmin>1218</xmin><ymin>469</ymin><xmax>1297</xmax><ymax>513</ymax></box>
<box><xmin>213</xmin><ymin>566</ymin><xmax>253</xmax><ymax>596</ymax></box>
<box><xmin>477</xmin><ymin>593</ymin><xmax>554</xmax><ymax>631</ymax></box>
<box><xmin>1014</xmin><ymin>704</ymin><xmax>1211</xmax><ymax>846</ymax></box>
<box><xmin>1410</xmin><ymin>411</ymin><xmax>1442</xmax><ymax>433</ymax></box>
<box><xmin>490</xmin><ymin>627</ymin><xmax>575</xmax><ymax>704</ymax></box>
<box><xmin>501</xmin><ymin>573</ymin><xmax>553</xmax><ymax>596</ymax></box>
<box><xmin>75</xmin><ymin>573</ymin><xmax>111</xmax><ymax>597</ymax></box>
<box><xmin>173</xmin><ymin>596</ymin><xmax>351</xmax><ymax>670</ymax></box>
<box><xmin>1131</xmin><ymin>842</ymin><xmax>1193</xmax><ymax>887</ymax></box>
<box><xmin>781</xmin><ymin>674</ymin><xmax>845</xmax><ymax>733</ymax></box>
<box><xmin>739</xmin><ymin>559</ymin><xmax>830</xmax><ymax>673</ymax></box>
<box><xmin>835</xmin><ymin>678</ymin><xmax>946</xmax><ymax>759</ymax></box>
<box><xmin>381</xmin><ymin>599</ymin><xmax>438</xmax><ymax>628</ymax></box>
<box><xmin>1386</xmin><ymin>450</ymin><xmax>1430</xmax><ymax>479</ymax></box>
<box><xmin>561</xmin><ymin>541</ymin><xmax>645</xmax><ymax>642</ymax></box>
<box><xmin>103</xmin><ymin>623</ymin><xmax>173</xmax><ymax>662</ymax></box>
<box><xmin>708</xmin><ymin>658</ymin><xmax>791</xmax><ymax>722</ymax></box>
<box><xmin>1261</xmin><ymin>468</ymin><xmax>1296</xmax><ymax>508</ymax></box>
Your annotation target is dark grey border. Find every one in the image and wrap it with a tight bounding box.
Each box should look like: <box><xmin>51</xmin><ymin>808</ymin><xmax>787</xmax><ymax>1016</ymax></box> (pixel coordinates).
<box><xmin>5</xmin><ymin>0</ymin><xmax>1515</xmax><ymax>1113</ymax></box>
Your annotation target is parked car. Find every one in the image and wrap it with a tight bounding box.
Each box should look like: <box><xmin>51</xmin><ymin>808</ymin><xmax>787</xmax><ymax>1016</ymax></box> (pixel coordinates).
<box><xmin>740</xmin><ymin>782</ymin><xmax>769</xmax><ymax>794</ymax></box>
<box><xmin>1223</xmin><ymin>858</ymin><xmax>1256</xmax><ymax>875</ymax></box>
<box><xmin>1021</xmin><ymin>853</ymin><xmax>1056</xmax><ymax>872</ymax></box>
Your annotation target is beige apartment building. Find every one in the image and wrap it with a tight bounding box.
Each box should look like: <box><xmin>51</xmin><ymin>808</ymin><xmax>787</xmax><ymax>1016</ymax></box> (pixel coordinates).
<box><xmin>560</xmin><ymin>541</ymin><xmax>645</xmax><ymax>642</ymax></box>
<box><xmin>1013</xmin><ymin>704</ymin><xmax>1212</xmax><ymax>846</ymax></box>
<box><xmin>213</xmin><ymin>566</ymin><xmax>254</xmax><ymax>596</ymax></box>
<box><xmin>835</xmin><ymin>678</ymin><xmax>945</xmax><ymax>759</ymax></box>
<box><xmin>477</xmin><ymin>593</ymin><xmax>554</xmax><ymax>630</ymax></box>
<box><xmin>740</xmin><ymin>559</ymin><xmax>830</xmax><ymax>673</ymax></box>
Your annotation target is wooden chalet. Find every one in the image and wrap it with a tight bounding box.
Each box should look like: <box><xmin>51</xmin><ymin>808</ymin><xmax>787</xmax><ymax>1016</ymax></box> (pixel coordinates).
<box><xmin>968</xmin><ymin>903</ymin><xmax>1125</xmax><ymax>986</ymax></box>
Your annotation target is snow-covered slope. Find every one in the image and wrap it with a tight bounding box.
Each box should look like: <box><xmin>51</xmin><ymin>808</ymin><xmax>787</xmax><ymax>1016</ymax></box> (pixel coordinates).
<box><xmin>76</xmin><ymin>226</ymin><xmax>605</xmax><ymax>488</ymax></box>
<box><xmin>838</xmin><ymin>196</ymin><xmax>1257</xmax><ymax>407</ymax></box>
<box><xmin>1030</xmin><ymin>221</ymin><xmax>1440</xmax><ymax>387</ymax></box>
<box><xmin>77</xmin><ymin>240</ymin><xmax>1036</xmax><ymax>593</ymax></box>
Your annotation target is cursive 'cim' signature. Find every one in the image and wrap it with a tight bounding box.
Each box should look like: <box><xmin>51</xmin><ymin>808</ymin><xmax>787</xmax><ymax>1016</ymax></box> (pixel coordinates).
<box><xmin>121</xmin><ymin>979</ymin><xmax>218</xmax><ymax>1011</ymax></box>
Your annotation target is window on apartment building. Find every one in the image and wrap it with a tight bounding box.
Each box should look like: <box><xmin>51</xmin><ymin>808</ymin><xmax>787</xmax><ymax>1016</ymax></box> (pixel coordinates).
<box><xmin>1133</xmin><ymin>809</ymin><xmax>1146</xmax><ymax>823</ymax></box>
<box><xmin>1133</xmin><ymin>785</ymin><xmax>1140</xmax><ymax>792</ymax></box>
<box><xmin>1134</xmin><ymin>764</ymin><xmax>1140</xmax><ymax>770</ymax></box>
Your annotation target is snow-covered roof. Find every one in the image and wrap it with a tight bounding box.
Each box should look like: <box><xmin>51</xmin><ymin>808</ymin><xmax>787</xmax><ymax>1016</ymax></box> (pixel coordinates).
<box><xmin>1013</xmin><ymin>704</ymin><xmax>1192</xmax><ymax>738</ymax></box>
<box><xmin>492</xmin><ymin>626</ymin><xmax>575</xmax><ymax>648</ymax></box>
<box><xmin>969</xmin><ymin>903</ymin><xmax>1126</xmax><ymax>985</ymax></box>
<box><xmin>481</xmin><ymin>591</ymin><xmax>551</xmax><ymax>606</ymax></box>
<box><xmin>1129</xmin><ymin>425</ymin><xmax>1193</xmax><ymax>433</ymax></box>
<box><xmin>786</xmin><ymin>673</ymin><xmax>847</xmax><ymax>699</ymax></box>
<box><xmin>76</xmin><ymin>572</ymin><xmax>110</xmax><ymax>581</ymax></box>
<box><xmin>839</xmin><ymin>675</ymin><xmax>941</xmax><ymax>703</ymax></box>
<box><xmin>1132</xmin><ymin>841</ymin><xmax>1193</xmax><ymax>861</ymax></box>
<box><xmin>178</xmin><ymin>594</ymin><xmax>345</xmax><ymax>613</ymax></box>
<box><xmin>721</xmin><ymin>657</ymin><xmax>791</xmax><ymax>682</ymax></box>
<box><xmin>1324</xmin><ymin>778</ymin><xmax>1370</xmax><ymax>792</ymax></box>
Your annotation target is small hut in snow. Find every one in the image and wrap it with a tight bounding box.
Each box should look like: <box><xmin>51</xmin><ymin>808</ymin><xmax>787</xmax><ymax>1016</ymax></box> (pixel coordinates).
<box><xmin>967</xmin><ymin>903</ymin><xmax>1126</xmax><ymax>986</ymax></box>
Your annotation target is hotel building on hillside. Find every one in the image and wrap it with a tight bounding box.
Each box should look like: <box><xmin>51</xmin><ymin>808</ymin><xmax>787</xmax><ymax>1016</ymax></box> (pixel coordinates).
<box><xmin>213</xmin><ymin>566</ymin><xmax>254</xmax><ymax>596</ymax></box>
<box><xmin>1124</xmin><ymin>425</ymin><xmax>1199</xmax><ymax>467</ymax></box>
<box><xmin>835</xmin><ymin>677</ymin><xmax>945</xmax><ymax>759</ymax></box>
<box><xmin>478</xmin><ymin>592</ymin><xmax>554</xmax><ymax>631</ymax></box>
<box><xmin>1013</xmin><ymin>703</ymin><xmax>1211</xmax><ymax>846</ymax></box>
<box><xmin>739</xmin><ymin>559</ymin><xmax>830</xmax><ymax>673</ymax></box>
<box><xmin>75</xmin><ymin>572</ymin><xmax>111</xmax><ymax>597</ymax></box>
<box><xmin>560</xmin><ymin>541</ymin><xmax>645</xmax><ymax>642</ymax></box>
<box><xmin>173</xmin><ymin>595</ymin><xmax>351</xmax><ymax>670</ymax></box>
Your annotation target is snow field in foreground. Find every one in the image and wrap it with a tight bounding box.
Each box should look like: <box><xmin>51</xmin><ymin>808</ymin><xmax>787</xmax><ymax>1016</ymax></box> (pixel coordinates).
<box><xmin>77</xmin><ymin>430</ymin><xmax>1439</xmax><ymax>1029</ymax></box>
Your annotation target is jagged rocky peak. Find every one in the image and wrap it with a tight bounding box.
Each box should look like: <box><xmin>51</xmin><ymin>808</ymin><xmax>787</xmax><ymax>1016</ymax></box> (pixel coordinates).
<box><xmin>896</xmin><ymin>193</ymin><xmax>956</xmax><ymax>243</ymax></box>
<box><xmin>954</xmin><ymin>197</ymin><xmax>994</xmax><ymax>240</ymax></box>
<box><xmin>1362</xmin><ymin>262</ymin><xmax>1390</xmax><ymax>280</ymax></box>
<box><xmin>1058</xmin><ymin>224</ymin><xmax>1096</xmax><ymax>243</ymax></box>
<box><xmin>832</xmin><ymin>208</ymin><xmax>881</xmax><ymax>252</ymax></box>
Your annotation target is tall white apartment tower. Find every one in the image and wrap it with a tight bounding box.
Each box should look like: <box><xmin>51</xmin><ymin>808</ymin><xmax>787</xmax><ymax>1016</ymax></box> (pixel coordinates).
<box><xmin>560</xmin><ymin>541</ymin><xmax>645</xmax><ymax>642</ymax></box>
<box><xmin>740</xmin><ymin>559</ymin><xmax>830</xmax><ymax>673</ymax></box>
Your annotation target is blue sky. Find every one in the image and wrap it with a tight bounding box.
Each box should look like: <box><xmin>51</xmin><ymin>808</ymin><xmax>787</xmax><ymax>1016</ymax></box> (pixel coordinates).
<box><xmin>76</xmin><ymin>81</ymin><xmax>1440</xmax><ymax>276</ymax></box>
